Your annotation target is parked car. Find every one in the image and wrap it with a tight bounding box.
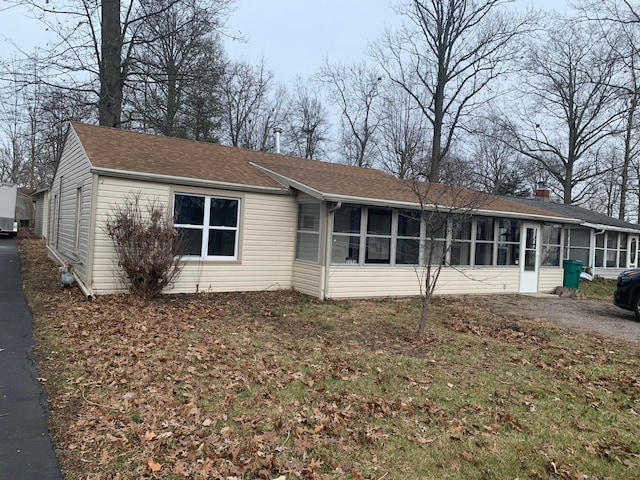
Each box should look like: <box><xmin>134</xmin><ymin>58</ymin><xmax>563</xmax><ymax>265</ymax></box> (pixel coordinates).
<box><xmin>613</xmin><ymin>269</ymin><xmax>640</xmax><ymax>319</ymax></box>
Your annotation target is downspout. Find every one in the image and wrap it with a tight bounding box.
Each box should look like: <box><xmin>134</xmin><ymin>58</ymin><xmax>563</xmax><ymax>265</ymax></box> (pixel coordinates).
<box><xmin>322</xmin><ymin>201</ymin><xmax>342</xmax><ymax>300</ymax></box>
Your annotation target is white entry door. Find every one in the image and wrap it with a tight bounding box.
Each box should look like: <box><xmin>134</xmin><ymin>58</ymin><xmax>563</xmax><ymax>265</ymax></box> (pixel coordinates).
<box><xmin>519</xmin><ymin>223</ymin><xmax>539</xmax><ymax>293</ymax></box>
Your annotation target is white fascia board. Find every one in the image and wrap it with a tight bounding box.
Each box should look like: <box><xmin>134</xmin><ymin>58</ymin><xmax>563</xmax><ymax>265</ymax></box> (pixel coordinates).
<box><xmin>581</xmin><ymin>221</ymin><xmax>640</xmax><ymax>233</ymax></box>
<box><xmin>91</xmin><ymin>167</ymin><xmax>290</xmax><ymax>195</ymax></box>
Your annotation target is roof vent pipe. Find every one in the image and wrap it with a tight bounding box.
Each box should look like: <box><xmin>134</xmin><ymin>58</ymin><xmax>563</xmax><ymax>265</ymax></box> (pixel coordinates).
<box><xmin>273</xmin><ymin>127</ymin><xmax>282</xmax><ymax>154</ymax></box>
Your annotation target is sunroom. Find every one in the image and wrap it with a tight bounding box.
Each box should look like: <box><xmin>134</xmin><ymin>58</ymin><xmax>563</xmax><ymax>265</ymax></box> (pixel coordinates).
<box><xmin>292</xmin><ymin>199</ymin><xmax>571</xmax><ymax>299</ymax></box>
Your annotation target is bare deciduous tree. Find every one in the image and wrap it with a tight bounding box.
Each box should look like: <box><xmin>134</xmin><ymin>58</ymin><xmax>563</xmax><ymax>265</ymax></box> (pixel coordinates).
<box><xmin>371</xmin><ymin>0</ymin><xmax>534</xmax><ymax>182</ymax></box>
<box><xmin>317</xmin><ymin>61</ymin><xmax>382</xmax><ymax>167</ymax></box>
<box><xmin>502</xmin><ymin>19</ymin><xmax>622</xmax><ymax>204</ymax></box>
<box><xmin>284</xmin><ymin>77</ymin><xmax>330</xmax><ymax>160</ymax></box>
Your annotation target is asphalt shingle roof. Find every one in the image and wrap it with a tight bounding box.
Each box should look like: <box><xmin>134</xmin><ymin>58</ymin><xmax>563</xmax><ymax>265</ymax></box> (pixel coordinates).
<box><xmin>70</xmin><ymin>122</ymin><xmax>570</xmax><ymax>220</ymax></box>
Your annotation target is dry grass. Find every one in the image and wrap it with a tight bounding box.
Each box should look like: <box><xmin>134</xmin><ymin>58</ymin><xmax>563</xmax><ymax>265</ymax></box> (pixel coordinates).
<box><xmin>20</xmin><ymin>239</ymin><xmax>640</xmax><ymax>479</ymax></box>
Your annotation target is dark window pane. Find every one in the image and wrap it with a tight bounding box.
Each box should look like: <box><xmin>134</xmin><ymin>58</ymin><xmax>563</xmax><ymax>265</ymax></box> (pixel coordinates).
<box><xmin>208</xmin><ymin>229</ymin><xmax>236</xmax><ymax>256</ymax></box>
<box><xmin>175</xmin><ymin>195</ymin><xmax>204</xmax><ymax>225</ymax></box>
<box><xmin>451</xmin><ymin>242</ymin><xmax>471</xmax><ymax>265</ymax></box>
<box><xmin>210</xmin><ymin>199</ymin><xmax>238</xmax><ymax>227</ymax></box>
<box><xmin>367</xmin><ymin>208</ymin><xmax>392</xmax><ymax>235</ymax></box>
<box><xmin>178</xmin><ymin>228</ymin><xmax>202</xmax><ymax>255</ymax></box>
<box><xmin>498</xmin><ymin>219</ymin><xmax>520</xmax><ymax>243</ymax></box>
<box><xmin>475</xmin><ymin>243</ymin><xmax>493</xmax><ymax>265</ymax></box>
<box><xmin>396</xmin><ymin>238</ymin><xmax>419</xmax><ymax>264</ymax></box>
<box><xmin>334</xmin><ymin>205</ymin><xmax>361</xmax><ymax>234</ymax></box>
<box><xmin>568</xmin><ymin>247</ymin><xmax>590</xmax><ymax>266</ymax></box>
<box><xmin>365</xmin><ymin>237</ymin><xmax>391</xmax><ymax>264</ymax></box>
<box><xmin>398</xmin><ymin>210</ymin><xmax>420</xmax><ymax>237</ymax></box>
<box><xmin>424</xmin><ymin>212</ymin><xmax>447</xmax><ymax>239</ymax></box>
<box><xmin>607</xmin><ymin>232</ymin><xmax>618</xmax><ymax>249</ymax></box>
<box><xmin>476</xmin><ymin>217</ymin><xmax>494</xmax><ymax>241</ymax></box>
<box><xmin>453</xmin><ymin>218</ymin><xmax>472</xmax><ymax>240</ymax></box>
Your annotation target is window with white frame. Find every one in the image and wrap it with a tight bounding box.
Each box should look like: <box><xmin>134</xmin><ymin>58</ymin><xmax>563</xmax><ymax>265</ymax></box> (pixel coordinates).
<box><xmin>296</xmin><ymin>203</ymin><xmax>320</xmax><ymax>262</ymax></box>
<box><xmin>596</xmin><ymin>231</ymin><xmax>628</xmax><ymax>268</ymax></box>
<box><xmin>331</xmin><ymin>205</ymin><xmax>362</xmax><ymax>264</ymax></box>
<box><xmin>541</xmin><ymin>223</ymin><xmax>562</xmax><ymax>266</ymax></box>
<box><xmin>497</xmin><ymin>218</ymin><xmax>520</xmax><ymax>266</ymax></box>
<box><xmin>174</xmin><ymin>193</ymin><xmax>239</xmax><ymax>259</ymax></box>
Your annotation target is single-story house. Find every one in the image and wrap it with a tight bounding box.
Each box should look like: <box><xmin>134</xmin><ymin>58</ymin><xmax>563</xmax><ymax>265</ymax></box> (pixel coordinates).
<box><xmin>41</xmin><ymin>122</ymin><xmax>639</xmax><ymax>299</ymax></box>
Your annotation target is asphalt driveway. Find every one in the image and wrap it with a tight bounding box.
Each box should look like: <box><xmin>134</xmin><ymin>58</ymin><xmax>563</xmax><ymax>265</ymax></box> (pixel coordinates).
<box><xmin>0</xmin><ymin>237</ymin><xmax>63</xmax><ymax>479</ymax></box>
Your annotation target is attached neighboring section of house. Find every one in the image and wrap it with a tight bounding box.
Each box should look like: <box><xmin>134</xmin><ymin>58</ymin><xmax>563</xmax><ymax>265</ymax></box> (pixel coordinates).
<box><xmin>40</xmin><ymin>122</ymin><xmax>640</xmax><ymax>299</ymax></box>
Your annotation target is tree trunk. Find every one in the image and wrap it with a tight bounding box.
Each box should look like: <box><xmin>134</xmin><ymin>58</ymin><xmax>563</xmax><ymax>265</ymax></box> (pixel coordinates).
<box><xmin>99</xmin><ymin>0</ymin><xmax>123</xmax><ymax>127</ymax></box>
<box><xmin>619</xmin><ymin>95</ymin><xmax>637</xmax><ymax>220</ymax></box>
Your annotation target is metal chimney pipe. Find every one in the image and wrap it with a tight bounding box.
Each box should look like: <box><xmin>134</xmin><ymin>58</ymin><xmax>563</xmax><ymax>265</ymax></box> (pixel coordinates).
<box><xmin>273</xmin><ymin>127</ymin><xmax>282</xmax><ymax>154</ymax></box>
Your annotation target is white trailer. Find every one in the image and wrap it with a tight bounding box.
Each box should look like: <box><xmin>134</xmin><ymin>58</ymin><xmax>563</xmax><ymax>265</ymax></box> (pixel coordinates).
<box><xmin>0</xmin><ymin>182</ymin><xmax>18</xmax><ymax>237</ymax></box>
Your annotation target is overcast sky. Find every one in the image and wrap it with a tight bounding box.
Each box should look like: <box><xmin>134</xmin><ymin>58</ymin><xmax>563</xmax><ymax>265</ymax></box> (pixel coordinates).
<box><xmin>1</xmin><ymin>0</ymin><xmax>569</xmax><ymax>85</ymax></box>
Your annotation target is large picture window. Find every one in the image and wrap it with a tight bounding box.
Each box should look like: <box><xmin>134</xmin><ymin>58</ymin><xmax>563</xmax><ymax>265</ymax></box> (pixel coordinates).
<box><xmin>174</xmin><ymin>193</ymin><xmax>239</xmax><ymax>260</ymax></box>
<box><xmin>296</xmin><ymin>203</ymin><xmax>320</xmax><ymax>262</ymax></box>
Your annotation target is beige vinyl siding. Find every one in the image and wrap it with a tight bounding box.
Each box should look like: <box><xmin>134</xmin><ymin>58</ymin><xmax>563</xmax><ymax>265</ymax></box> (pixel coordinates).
<box><xmin>326</xmin><ymin>266</ymin><xmax>520</xmax><ymax>299</ymax></box>
<box><xmin>92</xmin><ymin>177</ymin><xmax>171</xmax><ymax>293</ymax></box>
<box><xmin>292</xmin><ymin>261</ymin><xmax>322</xmax><ymax>297</ymax></box>
<box><xmin>49</xmin><ymin>128</ymin><xmax>93</xmax><ymax>285</ymax></box>
<box><xmin>539</xmin><ymin>268</ymin><xmax>563</xmax><ymax>293</ymax></box>
<box><xmin>168</xmin><ymin>192</ymin><xmax>296</xmax><ymax>293</ymax></box>
<box><xmin>91</xmin><ymin>177</ymin><xmax>297</xmax><ymax>294</ymax></box>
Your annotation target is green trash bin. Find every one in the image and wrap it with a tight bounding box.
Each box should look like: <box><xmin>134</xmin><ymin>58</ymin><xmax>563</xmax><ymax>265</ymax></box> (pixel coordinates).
<box><xmin>562</xmin><ymin>259</ymin><xmax>583</xmax><ymax>289</ymax></box>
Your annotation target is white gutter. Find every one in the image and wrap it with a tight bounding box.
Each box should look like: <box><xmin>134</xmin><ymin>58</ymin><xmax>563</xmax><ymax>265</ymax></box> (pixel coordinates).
<box><xmin>581</xmin><ymin>222</ymin><xmax>640</xmax><ymax>234</ymax></box>
<box><xmin>91</xmin><ymin>167</ymin><xmax>290</xmax><ymax>195</ymax></box>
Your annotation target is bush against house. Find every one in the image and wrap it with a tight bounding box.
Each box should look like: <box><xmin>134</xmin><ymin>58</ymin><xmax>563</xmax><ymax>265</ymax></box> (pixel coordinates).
<box><xmin>105</xmin><ymin>194</ymin><xmax>184</xmax><ymax>299</ymax></box>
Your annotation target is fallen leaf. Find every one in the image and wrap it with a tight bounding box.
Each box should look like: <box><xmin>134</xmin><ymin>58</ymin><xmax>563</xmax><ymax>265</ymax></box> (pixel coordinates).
<box><xmin>147</xmin><ymin>460</ymin><xmax>162</xmax><ymax>472</ymax></box>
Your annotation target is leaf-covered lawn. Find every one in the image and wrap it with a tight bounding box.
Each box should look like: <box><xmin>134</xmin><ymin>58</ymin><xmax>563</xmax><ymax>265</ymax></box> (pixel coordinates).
<box><xmin>20</xmin><ymin>239</ymin><xmax>639</xmax><ymax>479</ymax></box>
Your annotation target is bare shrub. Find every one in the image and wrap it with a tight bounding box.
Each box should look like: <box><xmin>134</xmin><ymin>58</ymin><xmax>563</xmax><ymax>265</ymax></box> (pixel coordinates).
<box><xmin>105</xmin><ymin>193</ymin><xmax>184</xmax><ymax>299</ymax></box>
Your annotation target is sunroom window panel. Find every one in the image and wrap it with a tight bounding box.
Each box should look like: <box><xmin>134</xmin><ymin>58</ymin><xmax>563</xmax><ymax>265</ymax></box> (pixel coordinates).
<box><xmin>334</xmin><ymin>205</ymin><xmax>361</xmax><ymax>234</ymax></box>
<box><xmin>451</xmin><ymin>242</ymin><xmax>471</xmax><ymax>266</ymax></box>
<box><xmin>541</xmin><ymin>246</ymin><xmax>561</xmax><ymax>267</ymax></box>
<box><xmin>298</xmin><ymin>203</ymin><xmax>320</xmax><ymax>231</ymax></box>
<box><xmin>331</xmin><ymin>236</ymin><xmax>360</xmax><ymax>264</ymax></box>
<box><xmin>497</xmin><ymin>244</ymin><xmax>519</xmax><ymax>266</ymax></box>
<box><xmin>424</xmin><ymin>240</ymin><xmax>446</xmax><ymax>265</ymax></box>
<box><xmin>396</xmin><ymin>238</ymin><xmax>419</xmax><ymax>265</ymax></box>
<box><xmin>476</xmin><ymin>217</ymin><xmax>494</xmax><ymax>241</ymax></box>
<box><xmin>175</xmin><ymin>195</ymin><xmax>204</xmax><ymax>225</ymax></box>
<box><xmin>365</xmin><ymin>237</ymin><xmax>391</xmax><ymax>264</ymax></box>
<box><xmin>571</xmin><ymin>229</ymin><xmax>591</xmax><ymax>248</ymax></box>
<box><xmin>398</xmin><ymin>210</ymin><xmax>420</xmax><ymax>237</ymax></box>
<box><xmin>474</xmin><ymin>243</ymin><xmax>493</xmax><ymax>266</ymax></box>
<box><xmin>297</xmin><ymin>232</ymin><xmax>320</xmax><ymax>262</ymax></box>
<box><xmin>367</xmin><ymin>208</ymin><xmax>392</xmax><ymax>235</ymax></box>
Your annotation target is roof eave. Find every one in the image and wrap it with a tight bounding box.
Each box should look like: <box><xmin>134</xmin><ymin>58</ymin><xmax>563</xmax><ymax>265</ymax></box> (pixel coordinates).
<box><xmin>581</xmin><ymin>221</ymin><xmax>640</xmax><ymax>233</ymax></box>
<box><xmin>91</xmin><ymin>166</ymin><xmax>291</xmax><ymax>195</ymax></box>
